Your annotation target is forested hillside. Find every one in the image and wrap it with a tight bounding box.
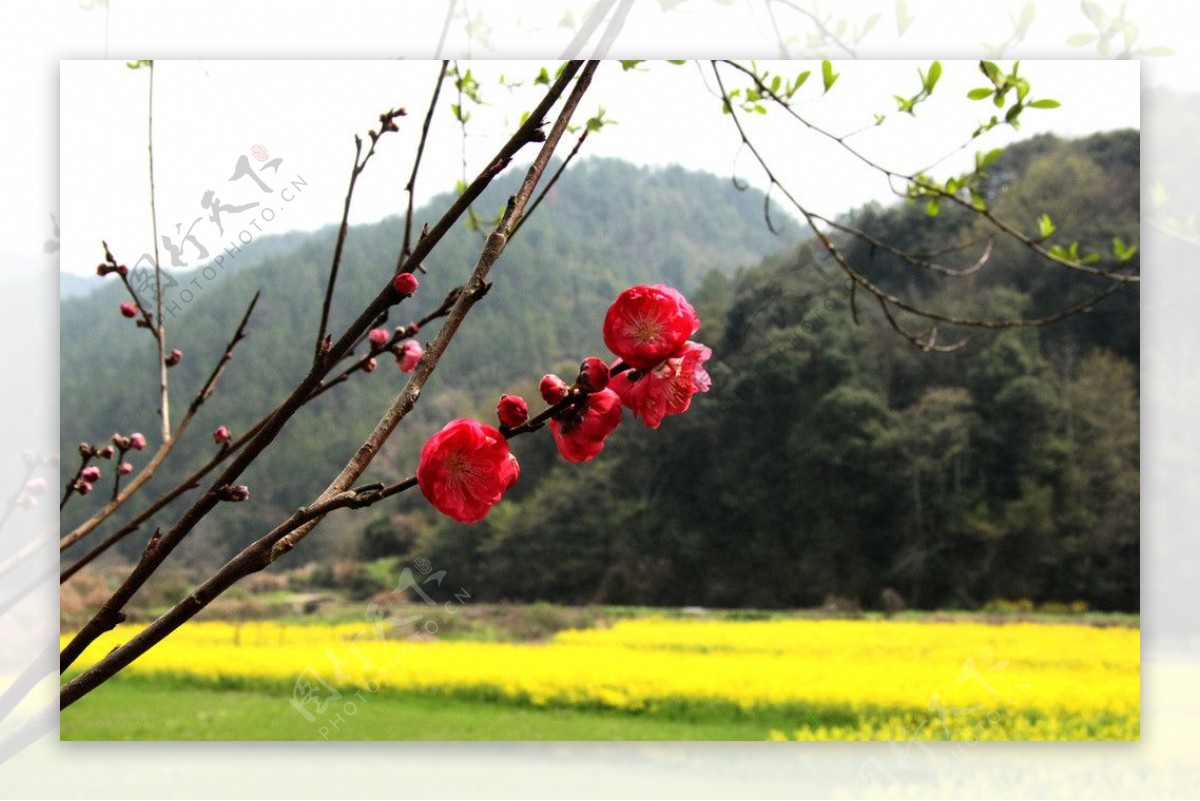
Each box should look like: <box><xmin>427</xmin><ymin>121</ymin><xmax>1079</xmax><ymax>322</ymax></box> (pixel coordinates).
<box><xmin>61</xmin><ymin>133</ymin><xmax>1139</xmax><ymax>611</ymax></box>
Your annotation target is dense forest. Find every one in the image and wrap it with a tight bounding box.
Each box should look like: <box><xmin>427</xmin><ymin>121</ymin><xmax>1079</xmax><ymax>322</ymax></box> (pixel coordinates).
<box><xmin>61</xmin><ymin>132</ymin><xmax>1140</xmax><ymax>611</ymax></box>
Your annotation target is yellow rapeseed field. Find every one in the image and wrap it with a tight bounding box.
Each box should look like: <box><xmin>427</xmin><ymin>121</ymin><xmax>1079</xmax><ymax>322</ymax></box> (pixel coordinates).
<box><xmin>62</xmin><ymin>616</ymin><xmax>1139</xmax><ymax>740</ymax></box>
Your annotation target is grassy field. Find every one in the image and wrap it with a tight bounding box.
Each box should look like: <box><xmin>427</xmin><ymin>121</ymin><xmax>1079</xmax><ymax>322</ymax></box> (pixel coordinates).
<box><xmin>61</xmin><ymin>675</ymin><xmax>818</xmax><ymax>741</ymax></box>
<box><xmin>60</xmin><ymin>608</ymin><xmax>1140</xmax><ymax>741</ymax></box>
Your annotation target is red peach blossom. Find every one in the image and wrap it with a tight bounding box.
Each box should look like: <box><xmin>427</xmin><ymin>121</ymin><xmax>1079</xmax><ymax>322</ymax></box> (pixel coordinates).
<box><xmin>540</xmin><ymin>374</ymin><xmax>569</xmax><ymax>405</ymax></box>
<box><xmin>392</xmin><ymin>272</ymin><xmax>420</xmax><ymax>295</ymax></box>
<box><xmin>497</xmin><ymin>394</ymin><xmax>529</xmax><ymax>428</ymax></box>
<box><xmin>578</xmin><ymin>357</ymin><xmax>610</xmax><ymax>392</ymax></box>
<box><xmin>602</xmin><ymin>284</ymin><xmax>699</xmax><ymax>371</ymax></box>
<box><xmin>397</xmin><ymin>340</ymin><xmax>422</xmax><ymax>372</ymax></box>
<box><xmin>550</xmin><ymin>388</ymin><xmax>623</xmax><ymax>463</ymax></box>
<box><xmin>610</xmin><ymin>341</ymin><xmax>712</xmax><ymax>429</ymax></box>
<box><xmin>417</xmin><ymin>419</ymin><xmax>520</xmax><ymax>524</ymax></box>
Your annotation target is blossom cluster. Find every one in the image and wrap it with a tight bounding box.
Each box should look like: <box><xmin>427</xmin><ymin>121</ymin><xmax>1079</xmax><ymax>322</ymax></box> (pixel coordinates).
<box><xmin>418</xmin><ymin>284</ymin><xmax>711</xmax><ymax>524</ymax></box>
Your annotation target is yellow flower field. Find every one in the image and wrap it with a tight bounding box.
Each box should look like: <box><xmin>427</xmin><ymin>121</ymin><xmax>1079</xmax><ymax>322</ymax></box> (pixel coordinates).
<box><xmin>62</xmin><ymin>616</ymin><xmax>1139</xmax><ymax>740</ymax></box>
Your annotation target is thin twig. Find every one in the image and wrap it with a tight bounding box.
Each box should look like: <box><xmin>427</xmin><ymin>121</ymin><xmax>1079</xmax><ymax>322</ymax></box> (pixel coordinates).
<box><xmin>511</xmin><ymin>129</ymin><xmax>588</xmax><ymax>238</ymax></box>
<box><xmin>400</xmin><ymin>62</ymin><xmax>449</xmax><ymax>268</ymax></box>
<box><xmin>147</xmin><ymin>62</ymin><xmax>170</xmax><ymax>443</ymax></box>
<box><xmin>561</xmin><ymin>0</ymin><xmax>618</xmax><ymax>58</ymax></box>
<box><xmin>315</xmin><ymin>110</ymin><xmax>406</xmax><ymax>366</ymax></box>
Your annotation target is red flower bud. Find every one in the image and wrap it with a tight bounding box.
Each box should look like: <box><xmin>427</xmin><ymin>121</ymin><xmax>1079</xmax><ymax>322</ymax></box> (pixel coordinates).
<box><xmin>165</xmin><ymin>348</ymin><xmax>183</xmax><ymax>367</ymax></box>
<box><xmin>213</xmin><ymin>425</ymin><xmax>231</xmax><ymax>445</ymax></box>
<box><xmin>129</xmin><ymin>432</ymin><xmax>147</xmax><ymax>450</ymax></box>
<box><xmin>118</xmin><ymin>462</ymin><xmax>133</xmax><ymax>475</ymax></box>
<box><xmin>578</xmin><ymin>357</ymin><xmax>610</xmax><ymax>392</ymax></box>
<box><xmin>397</xmin><ymin>340</ymin><xmax>422</xmax><ymax>372</ymax></box>
<box><xmin>78</xmin><ymin>443</ymin><xmax>93</xmax><ymax>457</ymax></box>
<box><xmin>364</xmin><ymin>356</ymin><xmax>378</xmax><ymax>373</ymax></box>
<box><xmin>223</xmin><ymin>485</ymin><xmax>250</xmax><ymax>502</ymax></box>
<box><xmin>367</xmin><ymin>328</ymin><xmax>390</xmax><ymax>347</ymax></box>
<box><xmin>120</xmin><ymin>302</ymin><xmax>138</xmax><ymax>318</ymax></box>
<box><xmin>540</xmin><ymin>374</ymin><xmax>570</xmax><ymax>405</ymax></box>
<box><xmin>117</xmin><ymin>264</ymin><xmax>129</xmax><ymax>277</ymax></box>
<box><xmin>550</xmin><ymin>388</ymin><xmax>623</xmax><ymax>463</ymax></box>
<box><xmin>81</xmin><ymin>466</ymin><xmax>101</xmax><ymax>483</ymax></box>
<box><xmin>77</xmin><ymin>480</ymin><xmax>94</xmax><ymax>496</ymax></box>
<box><xmin>497</xmin><ymin>394</ymin><xmax>529</xmax><ymax>428</ymax></box>
<box><xmin>392</xmin><ymin>272</ymin><xmax>420</xmax><ymax>295</ymax></box>
<box><xmin>97</xmin><ymin>445</ymin><xmax>115</xmax><ymax>459</ymax></box>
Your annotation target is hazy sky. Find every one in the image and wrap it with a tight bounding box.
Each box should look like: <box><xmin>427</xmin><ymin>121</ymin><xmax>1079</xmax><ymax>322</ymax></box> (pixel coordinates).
<box><xmin>57</xmin><ymin>58</ymin><xmax>1138</xmax><ymax>277</ymax></box>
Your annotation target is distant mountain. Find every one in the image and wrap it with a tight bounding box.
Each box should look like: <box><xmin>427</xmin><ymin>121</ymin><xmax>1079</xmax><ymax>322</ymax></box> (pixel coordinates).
<box><xmin>60</xmin><ymin>157</ymin><xmax>799</xmax><ymax>563</ymax></box>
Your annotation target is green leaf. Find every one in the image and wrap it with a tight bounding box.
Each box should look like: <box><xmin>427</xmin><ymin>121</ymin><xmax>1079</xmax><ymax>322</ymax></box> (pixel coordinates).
<box><xmin>1038</xmin><ymin>214</ymin><xmax>1055</xmax><ymax>239</ymax></box>
<box><xmin>967</xmin><ymin>87</ymin><xmax>994</xmax><ymax>100</ymax></box>
<box><xmin>822</xmin><ymin>60</ymin><xmax>839</xmax><ymax>93</ymax></box>
<box><xmin>1151</xmin><ymin>182</ymin><xmax>1168</xmax><ymax>207</ymax></box>
<box><xmin>1029</xmin><ymin>98</ymin><xmax>1061</xmax><ymax>109</ymax></box>
<box><xmin>619</xmin><ymin>60</ymin><xmax>643</xmax><ymax>71</ymax></box>
<box><xmin>793</xmin><ymin>70</ymin><xmax>811</xmax><ymax>91</ymax></box>
<box><xmin>925</xmin><ymin>198</ymin><xmax>940</xmax><ymax>217</ymax></box>
<box><xmin>1113</xmin><ymin>237</ymin><xmax>1138</xmax><ymax>263</ymax></box>
<box><xmin>1015</xmin><ymin>1</ymin><xmax>1035</xmax><ymax>36</ymax></box>
<box><xmin>979</xmin><ymin>148</ymin><xmax>1004</xmax><ymax>169</ymax></box>
<box><xmin>980</xmin><ymin>60</ymin><xmax>1002</xmax><ymax>82</ymax></box>
<box><xmin>895</xmin><ymin>0</ymin><xmax>914</xmax><ymax>35</ymax></box>
<box><xmin>861</xmin><ymin>12</ymin><xmax>881</xmax><ymax>37</ymax></box>
<box><xmin>534</xmin><ymin>67</ymin><xmax>550</xmax><ymax>86</ymax></box>
<box><xmin>925</xmin><ymin>60</ymin><xmax>942</xmax><ymax>92</ymax></box>
<box><xmin>1081</xmin><ymin>1</ymin><xmax>1107</xmax><ymax>27</ymax></box>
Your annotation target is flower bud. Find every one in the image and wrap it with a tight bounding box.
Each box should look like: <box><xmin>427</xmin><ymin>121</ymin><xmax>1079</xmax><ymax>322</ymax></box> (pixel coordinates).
<box><xmin>81</xmin><ymin>466</ymin><xmax>101</xmax><ymax>483</ymax></box>
<box><xmin>117</xmin><ymin>264</ymin><xmax>129</xmax><ymax>277</ymax></box>
<box><xmin>397</xmin><ymin>340</ymin><xmax>422</xmax><ymax>373</ymax></box>
<box><xmin>165</xmin><ymin>348</ymin><xmax>183</xmax><ymax>367</ymax></box>
<box><xmin>120</xmin><ymin>302</ymin><xmax>138</xmax><ymax>318</ymax></box>
<box><xmin>367</xmin><ymin>328</ymin><xmax>390</xmax><ymax>347</ymax></box>
<box><xmin>497</xmin><ymin>394</ymin><xmax>529</xmax><ymax>428</ymax></box>
<box><xmin>77</xmin><ymin>480</ymin><xmax>94</xmax><ymax>496</ymax></box>
<box><xmin>222</xmin><ymin>484</ymin><xmax>251</xmax><ymax>502</ymax></box>
<box><xmin>24</xmin><ymin>477</ymin><xmax>47</xmax><ymax>497</ymax></box>
<box><xmin>98</xmin><ymin>445</ymin><xmax>115</xmax><ymax>459</ymax></box>
<box><xmin>213</xmin><ymin>425</ymin><xmax>231</xmax><ymax>445</ymax></box>
<box><xmin>578</xmin><ymin>357</ymin><xmax>610</xmax><ymax>392</ymax></box>
<box><xmin>118</xmin><ymin>462</ymin><xmax>133</xmax><ymax>475</ymax></box>
<box><xmin>129</xmin><ymin>432</ymin><xmax>147</xmax><ymax>450</ymax></box>
<box><xmin>392</xmin><ymin>272</ymin><xmax>420</xmax><ymax>296</ymax></box>
<box><xmin>364</xmin><ymin>356</ymin><xmax>378</xmax><ymax>373</ymax></box>
<box><xmin>78</xmin><ymin>443</ymin><xmax>93</xmax><ymax>457</ymax></box>
<box><xmin>540</xmin><ymin>374</ymin><xmax>570</xmax><ymax>405</ymax></box>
